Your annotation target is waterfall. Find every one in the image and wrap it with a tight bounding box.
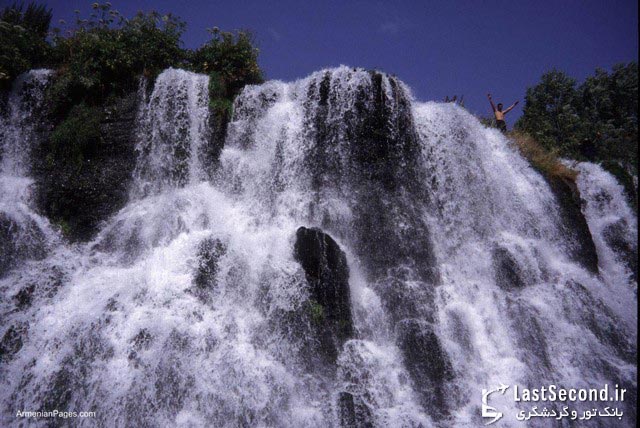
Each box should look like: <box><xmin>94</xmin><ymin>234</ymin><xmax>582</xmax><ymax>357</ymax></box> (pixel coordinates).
<box><xmin>573</xmin><ymin>161</ymin><xmax>637</xmax><ymax>310</ymax></box>
<box><xmin>0</xmin><ymin>67</ymin><xmax>636</xmax><ymax>427</ymax></box>
<box><xmin>414</xmin><ymin>104</ymin><xmax>637</xmax><ymax>426</ymax></box>
<box><xmin>0</xmin><ymin>70</ymin><xmax>58</xmax><ymax>277</ymax></box>
<box><xmin>132</xmin><ymin>68</ymin><xmax>211</xmax><ymax>198</ymax></box>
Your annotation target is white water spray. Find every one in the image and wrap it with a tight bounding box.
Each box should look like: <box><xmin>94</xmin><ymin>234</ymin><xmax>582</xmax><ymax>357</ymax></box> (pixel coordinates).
<box><xmin>0</xmin><ymin>67</ymin><xmax>636</xmax><ymax>428</ymax></box>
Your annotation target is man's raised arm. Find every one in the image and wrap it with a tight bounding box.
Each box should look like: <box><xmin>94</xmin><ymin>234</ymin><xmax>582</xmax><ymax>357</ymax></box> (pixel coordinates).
<box><xmin>487</xmin><ymin>93</ymin><xmax>496</xmax><ymax>111</ymax></box>
<box><xmin>503</xmin><ymin>100</ymin><xmax>519</xmax><ymax>114</ymax></box>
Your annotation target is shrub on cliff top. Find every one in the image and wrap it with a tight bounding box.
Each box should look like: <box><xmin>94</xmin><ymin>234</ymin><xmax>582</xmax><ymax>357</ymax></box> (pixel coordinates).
<box><xmin>48</xmin><ymin>3</ymin><xmax>186</xmax><ymax>118</ymax></box>
<box><xmin>0</xmin><ymin>2</ymin><xmax>53</xmax><ymax>89</ymax></box>
<box><xmin>191</xmin><ymin>28</ymin><xmax>263</xmax><ymax>99</ymax></box>
<box><xmin>3</xmin><ymin>2</ymin><xmax>264</xmax><ymax>116</ymax></box>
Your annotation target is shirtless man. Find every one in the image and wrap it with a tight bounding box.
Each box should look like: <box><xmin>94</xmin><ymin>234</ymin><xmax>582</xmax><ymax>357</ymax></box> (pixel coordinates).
<box><xmin>487</xmin><ymin>93</ymin><xmax>518</xmax><ymax>132</ymax></box>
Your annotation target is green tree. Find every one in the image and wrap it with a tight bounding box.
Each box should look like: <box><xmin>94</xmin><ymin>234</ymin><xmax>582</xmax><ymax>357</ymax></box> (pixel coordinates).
<box><xmin>578</xmin><ymin>63</ymin><xmax>638</xmax><ymax>168</ymax></box>
<box><xmin>516</xmin><ymin>63</ymin><xmax>638</xmax><ymax>207</ymax></box>
<box><xmin>517</xmin><ymin>63</ymin><xmax>638</xmax><ymax>170</ymax></box>
<box><xmin>516</xmin><ymin>70</ymin><xmax>583</xmax><ymax>154</ymax></box>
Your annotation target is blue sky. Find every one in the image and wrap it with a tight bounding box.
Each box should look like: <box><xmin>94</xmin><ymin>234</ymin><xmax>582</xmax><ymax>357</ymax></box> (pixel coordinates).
<box><xmin>43</xmin><ymin>0</ymin><xmax>638</xmax><ymax>123</ymax></box>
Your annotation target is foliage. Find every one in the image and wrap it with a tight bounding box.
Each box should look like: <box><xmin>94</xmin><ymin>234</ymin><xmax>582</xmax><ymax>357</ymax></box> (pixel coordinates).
<box><xmin>308</xmin><ymin>299</ymin><xmax>325</xmax><ymax>325</ymax></box>
<box><xmin>443</xmin><ymin>95</ymin><xmax>464</xmax><ymax>107</ymax></box>
<box><xmin>2</xmin><ymin>2</ymin><xmax>264</xmax><ymax>118</ymax></box>
<box><xmin>48</xmin><ymin>103</ymin><xmax>103</xmax><ymax>167</ymax></box>
<box><xmin>515</xmin><ymin>70</ymin><xmax>582</xmax><ymax>153</ymax></box>
<box><xmin>48</xmin><ymin>3</ymin><xmax>186</xmax><ymax>117</ymax></box>
<box><xmin>0</xmin><ymin>2</ymin><xmax>52</xmax><ymax>89</ymax></box>
<box><xmin>189</xmin><ymin>28</ymin><xmax>263</xmax><ymax>125</ymax></box>
<box><xmin>509</xmin><ymin>131</ymin><xmax>578</xmax><ymax>183</ymax></box>
<box><xmin>191</xmin><ymin>28</ymin><xmax>263</xmax><ymax>103</ymax></box>
<box><xmin>38</xmin><ymin>103</ymin><xmax>105</xmax><ymax>240</ymax></box>
<box><xmin>516</xmin><ymin>63</ymin><xmax>638</xmax><ymax>174</ymax></box>
<box><xmin>54</xmin><ymin>218</ymin><xmax>72</xmax><ymax>238</ymax></box>
<box><xmin>578</xmin><ymin>63</ymin><xmax>638</xmax><ymax>169</ymax></box>
<box><xmin>478</xmin><ymin>115</ymin><xmax>497</xmax><ymax>128</ymax></box>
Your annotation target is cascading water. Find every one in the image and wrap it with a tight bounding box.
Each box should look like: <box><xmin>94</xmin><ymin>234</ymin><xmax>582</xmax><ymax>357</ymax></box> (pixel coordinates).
<box><xmin>0</xmin><ymin>70</ymin><xmax>58</xmax><ymax>276</ymax></box>
<box><xmin>414</xmin><ymin>104</ymin><xmax>637</xmax><ymax>427</ymax></box>
<box><xmin>0</xmin><ymin>66</ymin><xmax>636</xmax><ymax>427</ymax></box>
<box><xmin>132</xmin><ymin>68</ymin><xmax>212</xmax><ymax>198</ymax></box>
<box><xmin>573</xmin><ymin>161</ymin><xmax>638</xmax><ymax>313</ymax></box>
<box><xmin>574</xmin><ymin>162</ymin><xmax>637</xmax><ymax>281</ymax></box>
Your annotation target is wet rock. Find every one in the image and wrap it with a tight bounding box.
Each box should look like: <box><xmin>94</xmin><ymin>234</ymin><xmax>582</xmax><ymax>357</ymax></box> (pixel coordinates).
<box><xmin>492</xmin><ymin>246</ymin><xmax>527</xmax><ymax>290</ymax></box>
<box><xmin>128</xmin><ymin>329</ymin><xmax>154</xmax><ymax>368</ymax></box>
<box><xmin>293</xmin><ymin>226</ymin><xmax>354</xmax><ymax>363</ymax></box>
<box><xmin>202</xmin><ymin>106</ymin><xmax>227</xmax><ymax>180</ymax></box>
<box><xmin>132</xmin><ymin>329</ymin><xmax>153</xmax><ymax>351</ymax></box>
<box><xmin>396</xmin><ymin>318</ymin><xmax>453</xmax><ymax>419</ymax></box>
<box><xmin>601</xmin><ymin>160</ymin><xmax>637</xmax><ymax>213</ymax></box>
<box><xmin>34</xmin><ymin>92</ymin><xmax>139</xmax><ymax>241</ymax></box>
<box><xmin>13</xmin><ymin>283</ymin><xmax>36</xmax><ymax>309</ymax></box>
<box><xmin>0</xmin><ymin>323</ymin><xmax>27</xmax><ymax>361</ymax></box>
<box><xmin>372</xmin><ymin>269</ymin><xmax>436</xmax><ymax>325</ymax></box>
<box><xmin>0</xmin><ymin>213</ymin><xmax>20</xmax><ymax>276</ymax></box>
<box><xmin>0</xmin><ymin>212</ymin><xmax>47</xmax><ymax>277</ymax></box>
<box><xmin>301</xmin><ymin>69</ymin><xmax>439</xmax><ymax>284</ymax></box>
<box><xmin>506</xmin><ymin>298</ymin><xmax>552</xmax><ymax>376</ymax></box>
<box><xmin>352</xmin><ymin>193</ymin><xmax>439</xmax><ymax>283</ymax></box>
<box><xmin>154</xmin><ymin>331</ymin><xmax>195</xmax><ymax>417</ymax></box>
<box><xmin>44</xmin><ymin>365</ymin><xmax>78</xmax><ymax>411</ymax></box>
<box><xmin>602</xmin><ymin>219</ymin><xmax>637</xmax><ymax>281</ymax></box>
<box><xmin>190</xmin><ymin>237</ymin><xmax>226</xmax><ymax>302</ymax></box>
<box><xmin>229</xmin><ymin>83</ymin><xmax>281</xmax><ymax>152</ymax></box>
<box><xmin>303</xmin><ymin>70</ymin><xmax>421</xmax><ymax>191</ymax></box>
<box><xmin>42</xmin><ymin>264</ymin><xmax>66</xmax><ymax>298</ymax></box>
<box><xmin>546</xmin><ymin>176</ymin><xmax>599</xmax><ymax>274</ymax></box>
<box><xmin>337</xmin><ymin>391</ymin><xmax>374</xmax><ymax>428</ymax></box>
<box><xmin>349</xmin><ymin>72</ymin><xmax>422</xmax><ymax>188</ymax></box>
<box><xmin>563</xmin><ymin>281</ymin><xmax>636</xmax><ymax>363</ymax></box>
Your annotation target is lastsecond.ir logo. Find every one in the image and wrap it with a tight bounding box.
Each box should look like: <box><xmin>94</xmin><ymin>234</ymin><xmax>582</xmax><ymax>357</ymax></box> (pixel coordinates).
<box><xmin>482</xmin><ymin>383</ymin><xmax>510</xmax><ymax>425</ymax></box>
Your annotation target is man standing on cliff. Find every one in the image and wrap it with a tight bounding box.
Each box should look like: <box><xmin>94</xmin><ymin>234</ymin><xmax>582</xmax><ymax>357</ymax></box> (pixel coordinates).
<box><xmin>487</xmin><ymin>93</ymin><xmax>518</xmax><ymax>132</ymax></box>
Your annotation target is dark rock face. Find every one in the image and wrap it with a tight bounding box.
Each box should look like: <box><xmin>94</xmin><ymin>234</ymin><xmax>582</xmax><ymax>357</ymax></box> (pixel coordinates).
<box><xmin>492</xmin><ymin>246</ymin><xmax>527</xmax><ymax>290</ymax></box>
<box><xmin>352</xmin><ymin>191</ymin><xmax>439</xmax><ymax>283</ymax></box>
<box><xmin>201</xmin><ymin>108</ymin><xmax>229</xmax><ymax>181</ymax></box>
<box><xmin>14</xmin><ymin>283</ymin><xmax>36</xmax><ymax>309</ymax></box>
<box><xmin>304</xmin><ymin>70</ymin><xmax>421</xmax><ymax>192</ymax></box>
<box><xmin>293</xmin><ymin>226</ymin><xmax>354</xmax><ymax>363</ymax></box>
<box><xmin>301</xmin><ymin>70</ymin><xmax>438</xmax><ymax>285</ymax></box>
<box><xmin>34</xmin><ymin>92</ymin><xmax>139</xmax><ymax>241</ymax></box>
<box><xmin>190</xmin><ymin>237</ymin><xmax>226</xmax><ymax>302</ymax></box>
<box><xmin>0</xmin><ymin>212</ymin><xmax>47</xmax><ymax>278</ymax></box>
<box><xmin>506</xmin><ymin>298</ymin><xmax>552</xmax><ymax>377</ymax></box>
<box><xmin>337</xmin><ymin>391</ymin><xmax>374</xmax><ymax>428</ymax></box>
<box><xmin>40</xmin><ymin>327</ymin><xmax>114</xmax><ymax>413</ymax></box>
<box><xmin>348</xmin><ymin>72</ymin><xmax>422</xmax><ymax>189</ymax></box>
<box><xmin>396</xmin><ymin>319</ymin><xmax>454</xmax><ymax>420</ymax></box>
<box><xmin>229</xmin><ymin>84</ymin><xmax>281</xmax><ymax>151</ymax></box>
<box><xmin>546</xmin><ymin>177</ymin><xmax>599</xmax><ymax>274</ymax></box>
<box><xmin>602</xmin><ymin>219</ymin><xmax>638</xmax><ymax>281</ymax></box>
<box><xmin>563</xmin><ymin>280</ymin><xmax>636</xmax><ymax>363</ymax></box>
<box><xmin>601</xmin><ymin>160</ymin><xmax>638</xmax><ymax>213</ymax></box>
<box><xmin>373</xmin><ymin>269</ymin><xmax>436</xmax><ymax>326</ymax></box>
<box><xmin>298</xmin><ymin>70</ymin><xmax>446</xmax><ymax>415</ymax></box>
